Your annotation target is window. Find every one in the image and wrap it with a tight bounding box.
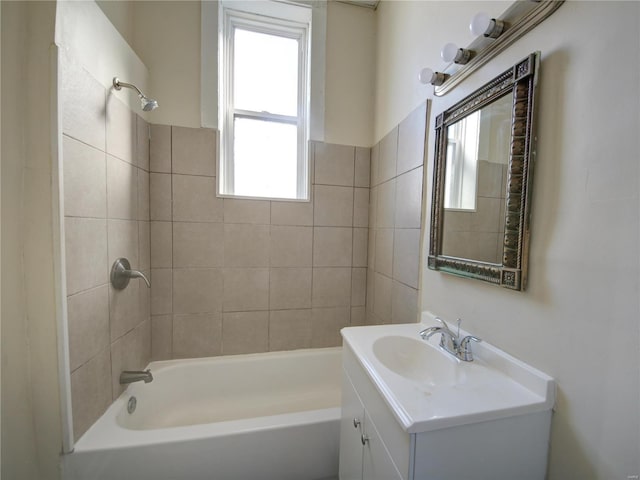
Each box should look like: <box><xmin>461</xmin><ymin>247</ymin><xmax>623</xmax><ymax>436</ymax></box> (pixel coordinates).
<box><xmin>219</xmin><ymin>1</ymin><xmax>311</xmax><ymax>200</ymax></box>
<box><xmin>444</xmin><ymin>110</ymin><xmax>480</xmax><ymax>211</ymax></box>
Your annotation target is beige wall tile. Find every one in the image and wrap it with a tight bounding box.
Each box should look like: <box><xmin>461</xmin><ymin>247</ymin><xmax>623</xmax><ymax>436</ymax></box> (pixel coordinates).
<box><xmin>311</xmin><ymin>307</ymin><xmax>349</xmax><ymax>347</ymax></box>
<box><xmin>107</xmin><ymin>155</ymin><xmax>138</xmax><ymax>220</ymax></box>
<box><xmin>396</xmin><ymin>102</ymin><xmax>426</xmax><ymax>175</ymax></box>
<box><xmin>222</xmin><ymin>311</ymin><xmax>269</xmax><ymax>355</ymax></box>
<box><xmin>67</xmin><ymin>285</ymin><xmax>110</xmax><ymax>372</ymax></box>
<box><xmin>314</xmin><ymin>142</ymin><xmax>355</xmax><ymax>186</ymax></box>
<box><xmin>394</xmin><ymin>167</ymin><xmax>423</xmax><ymax>229</ymax></box>
<box><xmin>106</xmin><ymin>95</ymin><xmax>135</xmax><ymax>164</ymax></box>
<box><xmin>139</xmin><ymin>276</ymin><xmax>151</xmax><ymax>324</ymax></box>
<box><xmin>269</xmin><ymin>309</ymin><xmax>312</xmax><ymax>351</ymax></box>
<box><xmin>173</xmin><ymin>312</ymin><xmax>221</xmax><ymax>359</ymax></box>
<box><xmin>370</xmin><ymin>143</ymin><xmax>380</xmax><ymax>187</ymax></box>
<box><xmin>376</xmin><ymin>179</ymin><xmax>396</xmax><ymax>228</ymax></box>
<box><xmin>150</xmin><ymin>221</ymin><xmax>172</xmax><ymax>268</ymax></box>
<box><xmin>173</xmin><ymin>222</ymin><xmax>224</xmax><ymax>268</ymax></box>
<box><xmin>139</xmin><ymin>221</ymin><xmax>151</xmax><ymax>272</ymax></box>
<box><xmin>224</xmin><ymin>224</ymin><xmax>270</xmax><ymax>267</ymax></box>
<box><xmin>172</xmin><ymin>174</ymin><xmax>223</xmax><ymax>222</ymax></box>
<box><xmin>367</xmin><ymin>228</ymin><xmax>376</xmax><ymax>273</ymax></box>
<box><xmin>173</xmin><ymin>268</ymin><xmax>223</xmax><ymax>314</ymax></box>
<box><xmin>109</xmin><ymin>281</ymin><xmax>140</xmax><ymax>342</ymax></box>
<box><xmin>172</xmin><ymin>126</ymin><xmax>216</xmax><ymax>176</ymax></box>
<box><xmin>366</xmin><ymin>266</ymin><xmax>375</xmax><ymax>313</ymax></box>
<box><xmin>351</xmin><ymin>268</ymin><xmax>367</xmax><ymax>307</ymax></box>
<box><xmin>477</xmin><ymin>160</ymin><xmax>505</xmax><ymax>198</ymax></box>
<box><xmin>270</xmin><ymin>267</ymin><xmax>312</xmax><ymax>310</ymax></box>
<box><xmin>469</xmin><ymin>197</ymin><xmax>502</xmax><ymax>233</ymax></box>
<box><xmin>61</xmin><ymin>52</ymin><xmax>106</xmax><ymax>151</ymax></box>
<box><xmin>70</xmin><ymin>347</ymin><xmax>111</xmax><ymax>441</ymax></box>
<box><xmin>151</xmin><ymin>315</ymin><xmax>172</xmax><ymax>361</ymax></box>
<box><xmin>149</xmin><ymin>173</ymin><xmax>172</xmax><ymax>221</ymax></box>
<box><xmin>392</xmin><ymin>228</ymin><xmax>420</xmax><ymax>289</ymax></box>
<box><xmin>375</xmin><ymin>228</ymin><xmax>394</xmax><ymax>277</ymax></box>
<box><xmin>314</xmin><ymin>185</ymin><xmax>353</xmax><ymax>226</ymax></box>
<box><xmin>137</xmin><ymin>169</ymin><xmax>150</xmax><ymax>221</ymax></box>
<box><xmin>350</xmin><ymin>306</ymin><xmax>366</xmax><ymax>326</ymax></box>
<box><xmin>110</xmin><ymin>319</ymin><xmax>151</xmax><ymax>398</ymax></box>
<box><xmin>373</xmin><ymin>272</ymin><xmax>392</xmax><ymax>322</ymax></box>
<box><xmin>312</xmin><ymin>267</ymin><xmax>351</xmax><ymax>307</ymax></box>
<box><xmin>270</xmin><ymin>225</ymin><xmax>312</xmax><ymax>267</ymax></box>
<box><xmin>65</xmin><ymin>217</ymin><xmax>108</xmax><ymax>295</ymax></box>
<box><xmin>150</xmin><ymin>124</ymin><xmax>171</xmax><ymax>173</ymax></box>
<box><xmin>352</xmin><ymin>227</ymin><xmax>368</xmax><ymax>267</ymax></box>
<box><xmin>150</xmin><ymin>268</ymin><xmax>172</xmax><ymax>315</ymax></box>
<box><xmin>270</xmin><ymin>200</ymin><xmax>313</xmax><ymax>226</ymax></box>
<box><xmin>378</xmin><ymin>127</ymin><xmax>398</xmax><ymax>183</ymax></box>
<box><xmin>353</xmin><ymin>188</ymin><xmax>369</xmax><ymax>228</ymax></box>
<box><xmin>354</xmin><ymin>147</ymin><xmax>371</xmax><ymax>188</ymax></box>
<box><xmin>223</xmin><ymin>268</ymin><xmax>269</xmax><ymax>312</ymax></box>
<box><xmin>107</xmin><ymin>219</ymin><xmax>139</xmax><ymax>270</ymax></box>
<box><xmin>136</xmin><ymin>115</ymin><xmax>150</xmax><ymax>171</ymax></box>
<box><xmin>369</xmin><ymin>186</ymin><xmax>378</xmax><ymax>230</ymax></box>
<box><xmin>391</xmin><ymin>281</ymin><xmax>419</xmax><ymax>324</ymax></box>
<box><xmin>223</xmin><ymin>198</ymin><xmax>270</xmax><ymax>224</ymax></box>
<box><xmin>313</xmin><ymin>227</ymin><xmax>353</xmax><ymax>267</ymax></box>
<box><xmin>63</xmin><ymin>135</ymin><xmax>107</xmax><ymax>218</ymax></box>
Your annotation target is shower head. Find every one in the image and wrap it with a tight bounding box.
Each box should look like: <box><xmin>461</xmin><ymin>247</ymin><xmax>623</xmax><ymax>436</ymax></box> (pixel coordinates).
<box><xmin>140</xmin><ymin>96</ymin><xmax>159</xmax><ymax>112</ymax></box>
<box><xmin>113</xmin><ymin>77</ymin><xmax>159</xmax><ymax>112</ymax></box>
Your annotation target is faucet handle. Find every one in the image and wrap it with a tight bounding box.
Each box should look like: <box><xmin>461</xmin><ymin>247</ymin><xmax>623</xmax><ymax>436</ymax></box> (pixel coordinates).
<box><xmin>459</xmin><ymin>335</ymin><xmax>482</xmax><ymax>361</ymax></box>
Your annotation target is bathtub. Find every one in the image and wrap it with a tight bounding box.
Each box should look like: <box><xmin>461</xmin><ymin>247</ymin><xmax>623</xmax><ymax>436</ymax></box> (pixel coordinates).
<box><xmin>63</xmin><ymin>347</ymin><xmax>342</xmax><ymax>480</ymax></box>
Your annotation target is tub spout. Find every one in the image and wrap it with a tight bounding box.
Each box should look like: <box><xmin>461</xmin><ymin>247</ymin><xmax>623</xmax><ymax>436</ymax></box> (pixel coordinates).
<box><xmin>120</xmin><ymin>369</ymin><xmax>153</xmax><ymax>385</ymax></box>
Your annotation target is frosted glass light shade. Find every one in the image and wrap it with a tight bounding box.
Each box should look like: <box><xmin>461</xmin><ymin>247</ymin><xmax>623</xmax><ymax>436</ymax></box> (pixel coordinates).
<box><xmin>441</xmin><ymin>43</ymin><xmax>459</xmax><ymax>63</ymax></box>
<box><xmin>470</xmin><ymin>12</ymin><xmax>491</xmax><ymax>36</ymax></box>
<box><xmin>418</xmin><ymin>67</ymin><xmax>447</xmax><ymax>86</ymax></box>
<box><xmin>418</xmin><ymin>67</ymin><xmax>435</xmax><ymax>85</ymax></box>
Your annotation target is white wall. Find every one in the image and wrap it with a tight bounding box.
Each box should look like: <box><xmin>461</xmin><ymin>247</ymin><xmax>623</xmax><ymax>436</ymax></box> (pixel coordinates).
<box><xmin>1</xmin><ymin>2</ymin><xmax>62</xmax><ymax>479</ymax></box>
<box><xmin>376</xmin><ymin>1</ymin><xmax>639</xmax><ymax>479</ymax></box>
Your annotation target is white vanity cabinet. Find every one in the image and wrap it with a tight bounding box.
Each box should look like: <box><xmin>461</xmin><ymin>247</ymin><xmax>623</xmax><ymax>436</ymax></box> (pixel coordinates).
<box><xmin>339</xmin><ymin>372</ymin><xmax>402</xmax><ymax>480</ymax></box>
<box><xmin>339</xmin><ymin>337</ymin><xmax>553</xmax><ymax>480</ymax></box>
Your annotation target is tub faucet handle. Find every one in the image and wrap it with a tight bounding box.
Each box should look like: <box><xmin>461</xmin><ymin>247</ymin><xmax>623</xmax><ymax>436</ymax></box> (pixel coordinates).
<box><xmin>111</xmin><ymin>258</ymin><xmax>151</xmax><ymax>289</ymax></box>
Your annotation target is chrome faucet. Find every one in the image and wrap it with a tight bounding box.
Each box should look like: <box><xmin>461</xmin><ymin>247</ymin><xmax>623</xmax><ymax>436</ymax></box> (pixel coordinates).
<box><xmin>119</xmin><ymin>369</ymin><xmax>153</xmax><ymax>385</ymax></box>
<box><xmin>419</xmin><ymin>317</ymin><xmax>481</xmax><ymax>362</ymax></box>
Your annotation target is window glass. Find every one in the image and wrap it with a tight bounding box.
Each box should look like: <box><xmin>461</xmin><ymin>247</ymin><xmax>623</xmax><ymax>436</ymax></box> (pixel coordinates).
<box><xmin>233</xmin><ymin>28</ymin><xmax>299</xmax><ymax>116</ymax></box>
<box><xmin>233</xmin><ymin>117</ymin><xmax>298</xmax><ymax>199</ymax></box>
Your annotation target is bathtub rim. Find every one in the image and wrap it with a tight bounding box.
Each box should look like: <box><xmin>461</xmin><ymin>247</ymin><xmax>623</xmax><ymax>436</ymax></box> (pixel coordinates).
<box><xmin>72</xmin><ymin>346</ymin><xmax>342</xmax><ymax>453</ymax></box>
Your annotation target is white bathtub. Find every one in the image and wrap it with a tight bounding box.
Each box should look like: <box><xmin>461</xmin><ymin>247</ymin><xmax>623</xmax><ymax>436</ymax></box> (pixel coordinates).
<box><xmin>63</xmin><ymin>347</ymin><xmax>342</xmax><ymax>480</ymax></box>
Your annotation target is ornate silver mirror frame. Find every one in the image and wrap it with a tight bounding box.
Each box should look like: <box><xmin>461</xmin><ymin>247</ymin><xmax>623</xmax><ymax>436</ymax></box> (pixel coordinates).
<box><xmin>428</xmin><ymin>52</ymin><xmax>539</xmax><ymax>291</ymax></box>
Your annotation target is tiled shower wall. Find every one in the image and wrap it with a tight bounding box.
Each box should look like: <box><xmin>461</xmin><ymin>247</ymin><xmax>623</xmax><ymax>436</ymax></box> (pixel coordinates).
<box><xmin>148</xmin><ymin>129</ymin><xmax>371</xmax><ymax>359</ymax></box>
<box><xmin>366</xmin><ymin>102</ymin><xmax>427</xmax><ymax>325</ymax></box>
<box><xmin>61</xmin><ymin>52</ymin><xmax>151</xmax><ymax>440</ymax></box>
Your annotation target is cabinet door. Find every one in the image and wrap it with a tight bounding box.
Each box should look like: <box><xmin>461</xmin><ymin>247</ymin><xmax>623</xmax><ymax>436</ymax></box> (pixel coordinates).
<box><xmin>339</xmin><ymin>371</ymin><xmax>365</xmax><ymax>480</ymax></box>
<box><xmin>362</xmin><ymin>412</ymin><xmax>403</xmax><ymax>480</ymax></box>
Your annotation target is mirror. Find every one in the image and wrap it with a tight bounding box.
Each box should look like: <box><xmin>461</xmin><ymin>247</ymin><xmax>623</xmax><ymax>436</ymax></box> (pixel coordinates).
<box><xmin>428</xmin><ymin>53</ymin><xmax>539</xmax><ymax>290</ymax></box>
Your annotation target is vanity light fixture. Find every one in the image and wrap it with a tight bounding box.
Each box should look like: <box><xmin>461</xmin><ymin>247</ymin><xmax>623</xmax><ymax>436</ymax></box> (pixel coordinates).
<box><xmin>418</xmin><ymin>67</ymin><xmax>448</xmax><ymax>86</ymax></box>
<box><xmin>441</xmin><ymin>43</ymin><xmax>472</xmax><ymax>65</ymax></box>
<box><xmin>469</xmin><ymin>12</ymin><xmax>505</xmax><ymax>39</ymax></box>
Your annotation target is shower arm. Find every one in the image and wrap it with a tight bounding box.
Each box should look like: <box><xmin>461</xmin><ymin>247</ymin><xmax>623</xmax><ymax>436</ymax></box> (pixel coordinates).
<box><xmin>113</xmin><ymin>77</ymin><xmax>145</xmax><ymax>97</ymax></box>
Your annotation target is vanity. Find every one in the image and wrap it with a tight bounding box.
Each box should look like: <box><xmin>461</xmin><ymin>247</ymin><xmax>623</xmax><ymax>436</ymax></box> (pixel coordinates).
<box><xmin>338</xmin><ymin>314</ymin><xmax>555</xmax><ymax>480</ymax></box>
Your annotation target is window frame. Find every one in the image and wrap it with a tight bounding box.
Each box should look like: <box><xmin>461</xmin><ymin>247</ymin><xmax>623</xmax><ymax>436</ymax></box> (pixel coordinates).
<box><xmin>219</xmin><ymin>2</ymin><xmax>311</xmax><ymax>201</ymax></box>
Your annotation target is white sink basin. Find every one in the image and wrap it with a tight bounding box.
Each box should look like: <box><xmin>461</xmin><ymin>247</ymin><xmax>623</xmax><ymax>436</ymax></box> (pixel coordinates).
<box><xmin>341</xmin><ymin>313</ymin><xmax>555</xmax><ymax>434</ymax></box>
<box><xmin>372</xmin><ymin>335</ymin><xmax>459</xmax><ymax>385</ymax></box>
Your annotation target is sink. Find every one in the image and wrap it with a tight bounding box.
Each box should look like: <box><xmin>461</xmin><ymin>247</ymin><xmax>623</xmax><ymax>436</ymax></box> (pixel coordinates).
<box><xmin>372</xmin><ymin>335</ymin><xmax>459</xmax><ymax>385</ymax></box>
<box><xmin>341</xmin><ymin>314</ymin><xmax>555</xmax><ymax>434</ymax></box>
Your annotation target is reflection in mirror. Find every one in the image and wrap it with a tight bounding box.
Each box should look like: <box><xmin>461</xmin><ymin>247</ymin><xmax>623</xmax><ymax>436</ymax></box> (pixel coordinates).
<box><xmin>428</xmin><ymin>53</ymin><xmax>540</xmax><ymax>290</ymax></box>
<box><xmin>442</xmin><ymin>94</ymin><xmax>511</xmax><ymax>264</ymax></box>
